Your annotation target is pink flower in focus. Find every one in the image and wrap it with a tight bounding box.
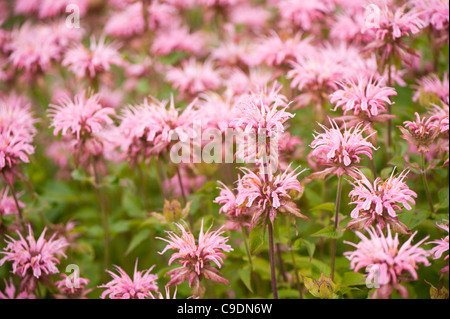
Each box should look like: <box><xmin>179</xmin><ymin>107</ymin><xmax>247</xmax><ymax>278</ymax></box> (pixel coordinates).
<box><xmin>309</xmin><ymin>120</ymin><xmax>376</xmax><ymax>178</ymax></box>
<box><xmin>0</xmin><ymin>278</ymin><xmax>35</xmax><ymax>299</ymax></box>
<box><xmin>165</xmin><ymin>58</ymin><xmax>221</xmax><ymax>98</ymax></box>
<box><xmin>157</xmin><ymin>221</ymin><xmax>232</xmax><ymax>297</ymax></box>
<box><xmin>330</xmin><ymin>75</ymin><xmax>397</xmax><ymax>118</ymax></box>
<box><xmin>345</xmin><ymin>226</ymin><xmax>430</xmax><ymax>299</ymax></box>
<box><xmin>235</xmin><ymin>165</ymin><xmax>308</xmax><ymax>225</ymax></box>
<box><xmin>398</xmin><ymin>112</ymin><xmax>440</xmax><ymax>153</ymax></box>
<box><xmin>428</xmin><ymin>222</ymin><xmax>449</xmax><ymax>274</ymax></box>
<box><xmin>347</xmin><ymin>168</ymin><xmax>416</xmax><ymax>234</ymax></box>
<box><xmin>0</xmin><ymin>225</ymin><xmax>68</xmax><ymax>292</ymax></box>
<box><xmin>48</xmin><ymin>91</ymin><xmax>115</xmax><ymax>141</ymax></box>
<box><xmin>62</xmin><ymin>36</ymin><xmax>123</xmax><ymax>79</ymax></box>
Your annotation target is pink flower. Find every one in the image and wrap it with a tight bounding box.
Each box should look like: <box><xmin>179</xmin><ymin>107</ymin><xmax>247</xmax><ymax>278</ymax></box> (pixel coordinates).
<box><xmin>105</xmin><ymin>3</ymin><xmax>145</xmax><ymax>38</ymax></box>
<box><xmin>345</xmin><ymin>226</ymin><xmax>430</xmax><ymax>299</ymax></box>
<box><xmin>165</xmin><ymin>58</ymin><xmax>221</xmax><ymax>98</ymax></box>
<box><xmin>0</xmin><ymin>94</ymin><xmax>37</xmax><ymax>140</ymax></box>
<box><xmin>151</xmin><ymin>26</ymin><xmax>206</xmax><ymax>57</ymax></box>
<box><xmin>363</xmin><ymin>4</ymin><xmax>426</xmax><ymax>41</ymax></box>
<box><xmin>346</xmin><ymin>168</ymin><xmax>416</xmax><ymax>234</ymax></box>
<box><xmin>412</xmin><ymin>0</ymin><xmax>449</xmax><ymax>31</ymax></box>
<box><xmin>309</xmin><ymin>120</ymin><xmax>377</xmax><ymax>178</ymax></box>
<box><xmin>157</xmin><ymin>221</ymin><xmax>232</xmax><ymax>296</ymax></box>
<box><xmin>0</xmin><ymin>130</ymin><xmax>35</xmax><ymax>173</ymax></box>
<box><xmin>0</xmin><ymin>187</ymin><xmax>25</xmax><ymax>217</ymax></box>
<box><xmin>330</xmin><ymin>75</ymin><xmax>397</xmax><ymax>118</ymax></box>
<box><xmin>0</xmin><ymin>225</ymin><xmax>68</xmax><ymax>292</ymax></box>
<box><xmin>54</xmin><ymin>273</ymin><xmax>92</xmax><ymax>299</ymax></box>
<box><xmin>99</xmin><ymin>260</ymin><xmax>159</xmax><ymax>299</ymax></box>
<box><xmin>62</xmin><ymin>35</ymin><xmax>123</xmax><ymax>79</ymax></box>
<box><xmin>276</xmin><ymin>0</ymin><xmax>334</xmax><ymax>31</ymax></box>
<box><xmin>413</xmin><ymin>73</ymin><xmax>449</xmax><ymax>104</ymax></box>
<box><xmin>398</xmin><ymin>112</ymin><xmax>440</xmax><ymax>153</ymax></box>
<box><xmin>48</xmin><ymin>91</ymin><xmax>115</xmax><ymax>141</ymax></box>
<box><xmin>428</xmin><ymin>222</ymin><xmax>449</xmax><ymax>274</ymax></box>
<box><xmin>235</xmin><ymin>165</ymin><xmax>308</xmax><ymax>225</ymax></box>
<box><xmin>429</xmin><ymin>100</ymin><xmax>449</xmax><ymax>134</ymax></box>
<box><xmin>0</xmin><ymin>278</ymin><xmax>35</xmax><ymax>299</ymax></box>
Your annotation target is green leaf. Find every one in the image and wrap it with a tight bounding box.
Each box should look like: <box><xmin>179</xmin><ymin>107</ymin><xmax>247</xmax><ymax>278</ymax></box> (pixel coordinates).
<box><xmin>340</xmin><ymin>272</ymin><xmax>367</xmax><ymax>287</ymax></box>
<box><xmin>71</xmin><ymin>168</ymin><xmax>94</xmax><ymax>184</ymax></box>
<box><xmin>238</xmin><ymin>267</ymin><xmax>253</xmax><ymax>293</ymax></box>
<box><xmin>310</xmin><ymin>225</ymin><xmax>344</xmax><ymax>239</ymax></box>
<box><xmin>310</xmin><ymin>202</ymin><xmax>335</xmax><ymax>213</ymax></box>
<box><xmin>249</xmin><ymin>225</ymin><xmax>265</xmax><ymax>254</ymax></box>
<box><xmin>293</xmin><ymin>238</ymin><xmax>316</xmax><ymax>261</ymax></box>
<box><xmin>437</xmin><ymin>188</ymin><xmax>449</xmax><ymax>209</ymax></box>
<box><xmin>125</xmin><ymin>228</ymin><xmax>150</xmax><ymax>255</ymax></box>
<box><xmin>399</xmin><ymin>210</ymin><xmax>429</xmax><ymax>230</ymax></box>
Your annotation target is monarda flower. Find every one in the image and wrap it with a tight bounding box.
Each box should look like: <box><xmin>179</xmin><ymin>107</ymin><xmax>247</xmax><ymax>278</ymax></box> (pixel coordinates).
<box><xmin>99</xmin><ymin>260</ymin><xmax>159</xmax><ymax>299</ymax></box>
<box><xmin>330</xmin><ymin>75</ymin><xmax>397</xmax><ymax>118</ymax></box>
<box><xmin>54</xmin><ymin>273</ymin><xmax>92</xmax><ymax>299</ymax></box>
<box><xmin>157</xmin><ymin>221</ymin><xmax>232</xmax><ymax>297</ymax></box>
<box><xmin>214</xmin><ymin>181</ymin><xmax>252</xmax><ymax>230</ymax></box>
<box><xmin>398</xmin><ymin>112</ymin><xmax>440</xmax><ymax>153</ymax></box>
<box><xmin>165</xmin><ymin>58</ymin><xmax>221</xmax><ymax>98</ymax></box>
<box><xmin>0</xmin><ymin>278</ymin><xmax>35</xmax><ymax>299</ymax></box>
<box><xmin>235</xmin><ymin>165</ymin><xmax>308</xmax><ymax>225</ymax></box>
<box><xmin>0</xmin><ymin>130</ymin><xmax>35</xmax><ymax>180</ymax></box>
<box><xmin>0</xmin><ymin>225</ymin><xmax>68</xmax><ymax>292</ymax></box>
<box><xmin>0</xmin><ymin>95</ymin><xmax>37</xmax><ymax>140</ymax></box>
<box><xmin>151</xmin><ymin>25</ymin><xmax>206</xmax><ymax>57</ymax></box>
<box><xmin>345</xmin><ymin>226</ymin><xmax>430</xmax><ymax>299</ymax></box>
<box><xmin>413</xmin><ymin>73</ymin><xmax>449</xmax><ymax>105</ymax></box>
<box><xmin>428</xmin><ymin>222</ymin><xmax>449</xmax><ymax>274</ymax></box>
<box><xmin>275</xmin><ymin>0</ymin><xmax>334</xmax><ymax>31</ymax></box>
<box><xmin>309</xmin><ymin>120</ymin><xmax>376</xmax><ymax>179</ymax></box>
<box><xmin>347</xmin><ymin>168</ymin><xmax>416</xmax><ymax>235</ymax></box>
<box><xmin>62</xmin><ymin>35</ymin><xmax>123</xmax><ymax>79</ymax></box>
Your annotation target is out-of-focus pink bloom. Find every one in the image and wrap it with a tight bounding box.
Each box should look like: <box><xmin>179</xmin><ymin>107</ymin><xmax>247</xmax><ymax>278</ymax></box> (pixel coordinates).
<box><xmin>0</xmin><ymin>94</ymin><xmax>36</xmax><ymax>140</ymax></box>
<box><xmin>345</xmin><ymin>226</ymin><xmax>430</xmax><ymax>299</ymax></box>
<box><xmin>163</xmin><ymin>166</ymin><xmax>206</xmax><ymax>197</ymax></box>
<box><xmin>14</xmin><ymin>0</ymin><xmax>89</xmax><ymax>18</ymax></box>
<box><xmin>347</xmin><ymin>168</ymin><xmax>416</xmax><ymax>234</ymax></box>
<box><xmin>309</xmin><ymin>120</ymin><xmax>376</xmax><ymax>178</ymax></box>
<box><xmin>54</xmin><ymin>273</ymin><xmax>92</xmax><ymax>299</ymax></box>
<box><xmin>198</xmin><ymin>91</ymin><xmax>237</xmax><ymax>133</ymax></box>
<box><xmin>0</xmin><ymin>225</ymin><xmax>68</xmax><ymax>292</ymax></box>
<box><xmin>330</xmin><ymin>75</ymin><xmax>397</xmax><ymax>118</ymax></box>
<box><xmin>0</xmin><ymin>1</ymin><xmax>9</xmax><ymax>26</ymax></box>
<box><xmin>14</xmin><ymin>0</ymin><xmax>39</xmax><ymax>16</ymax></box>
<box><xmin>430</xmin><ymin>100</ymin><xmax>449</xmax><ymax>134</ymax></box>
<box><xmin>228</xmin><ymin>4</ymin><xmax>272</xmax><ymax>30</ymax></box>
<box><xmin>412</xmin><ymin>0</ymin><xmax>449</xmax><ymax>31</ymax></box>
<box><xmin>398</xmin><ymin>112</ymin><xmax>440</xmax><ymax>153</ymax></box>
<box><xmin>62</xmin><ymin>36</ymin><xmax>123</xmax><ymax>79</ymax></box>
<box><xmin>99</xmin><ymin>260</ymin><xmax>158</xmax><ymax>299</ymax></box>
<box><xmin>235</xmin><ymin>165</ymin><xmax>308</xmax><ymax>225</ymax></box>
<box><xmin>413</xmin><ymin>73</ymin><xmax>449</xmax><ymax>104</ymax></box>
<box><xmin>211</xmin><ymin>33</ymin><xmax>257</xmax><ymax>68</ymax></box>
<box><xmin>165</xmin><ymin>58</ymin><xmax>221</xmax><ymax>98</ymax></box>
<box><xmin>0</xmin><ymin>278</ymin><xmax>35</xmax><ymax>299</ymax></box>
<box><xmin>276</xmin><ymin>0</ymin><xmax>334</xmax><ymax>31</ymax></box>
<box><xmin>330</xmin><ymin>11</ymin><xmax>375</xmax><ymax>44</ymax></box>
<box><xmin>48</xmin><ymin>91</ymin><xmax>115</xmax><ymax>141</ymax></box>
<box><xmin>163</xmin><ymin>0</ymin><xmax>195</xmax><ymax>9</ymax></box>
<box><xmin>0</xmin><ymin>187</ymin><xmax>25</xmax><ymax>217</ymax></box>
<box><xmin>0</xmin><ymin>130</ymin><xmax>35</xmax><ymax>173</ymax></box>
<box><xmin>428</xmin><ymin>222</ymin><xmax>449</xmax><ymax>274</ymax></box>
<box><xmin>118</xmin><ymin>95</ymin><xmax>197</xmax><ymax>159</ymax></box>
<box><xmin>254</xmin><ymin>31</ymin><xmax>314</xmax><ymax>67</ymax></box>
<box><xmin>363</xmin><ymin>3</ymin><xmax>426</xmax><ymax>41</ymax></box>
<box><xmin>196</xmin><ymin>0</ymin><xmax>238</xmax><ymax>7</ymax></box>
<box><xmin>105</xmin><ymin>3</ymin><xmax>145</xmax><ymax>38</ymax></box>
<box><xmin>151</xmin><ymin>26</ymin><xmax>206</xmax><ymax>57</ymax></box>
<box><xmin>157</xmin><ymin>221</ymin><xmax>232</xmax><ymax>296</ymax></box>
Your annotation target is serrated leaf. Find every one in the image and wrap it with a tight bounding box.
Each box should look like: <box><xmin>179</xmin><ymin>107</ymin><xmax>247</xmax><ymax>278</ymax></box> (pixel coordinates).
<box><xmin>238</xmin><ymin>267</ymin><xmax>253</xmax><ymax>293</ymax></box>
<box><xmin>125</xmin><ymin>228</ymin><xmax>150</xmax><ymax>255</ymax></box>
<box><xmin>310</xmin><ymin>225</ymin><xmax>344</xmax><ymax>239</ymax></box>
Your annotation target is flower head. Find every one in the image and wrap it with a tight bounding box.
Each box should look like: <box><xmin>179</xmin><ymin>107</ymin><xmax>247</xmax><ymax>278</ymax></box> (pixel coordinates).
<box><xmin>157</xmin><ymin>221</ymin><xmax>232</xmax><ymax>297</ymax></box>
<box><xmin>309</xmin><ymin>120</ymin><xmax>376</xmax><ymax>178</ymax></box>
<box><xmin>54</xmin><ymin>273</ymin><xmax>92</xmax><ymax>299</ymax></box>
<box><xmin>0</xmin><ymin>278</ymin><xmax>35</xmax><ymax>299</ymax></box>
<box><xmin>347</xmin><ymin>168</ymin><xmax>417</xmax><ymax>234</ymax></box>
<box><xmin>0</xmin><ymin>225</ymin><xmax>68</xmax><ymax>291</ymax></box>
<box><xmin>428</xmin><ymin>222</ymin><xmax>449</xmax><ymax>274</ymax></box>
<box><xmin>330</xmin><ymin>75</ymin><xmax>397</xmax><ymax>118</ymax></box>
<box><xmin>48</xmin><ymin>91</ymin><xmax>115</xmax><ymax>141</ymax></box>
<box><xmin>398</xmin><ymin>112</ymin><xmax>440</xmax><ymax>153</ymax></box>
<box><xmin>99</xmin><ymin>260</ymin><xmax>158</xmax><ymax>299</ymax></box>
<box><xmin>62</xmin><ymin>35</ymin><xmax>123</xmax><ymax>79</ymax></box>
<box><xmin>235</xmin><ymin>165</ymin><xmax>308</xmax><ymax>225</ymax></box>
<box><xmin>345</xmin><ymin>226</ymin><xmax>430</xmax><ymax>299</ymax></box>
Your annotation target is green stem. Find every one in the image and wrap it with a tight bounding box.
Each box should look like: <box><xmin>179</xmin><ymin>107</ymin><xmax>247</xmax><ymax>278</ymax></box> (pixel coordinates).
<box><xmin>241</xmin><ymin>226</ymin><xmax>253</xmax><ymax>269</ymax></box>
<box><xmin>286</xmin><ymin>217</ymin><xmax>303</xmax><ymax>299</ymax></box>
<box><xmin>331</xmin><ymin>175</ymin><xmax>343</xmax><ymax>281</ymax></box>
<box><xmin>2</xmin><ymin>172</ymin><xmax>25</xmax><ymax>231</ymax></box>
<box><xmin>421</xmin><ymin>153</ymin><xmax>435</xmax><ymax>214</ymax></box>
<box><xmin>268</xmin><ymin>220</ymin><xmax>278</xmax><ymax>299</ymax></box>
